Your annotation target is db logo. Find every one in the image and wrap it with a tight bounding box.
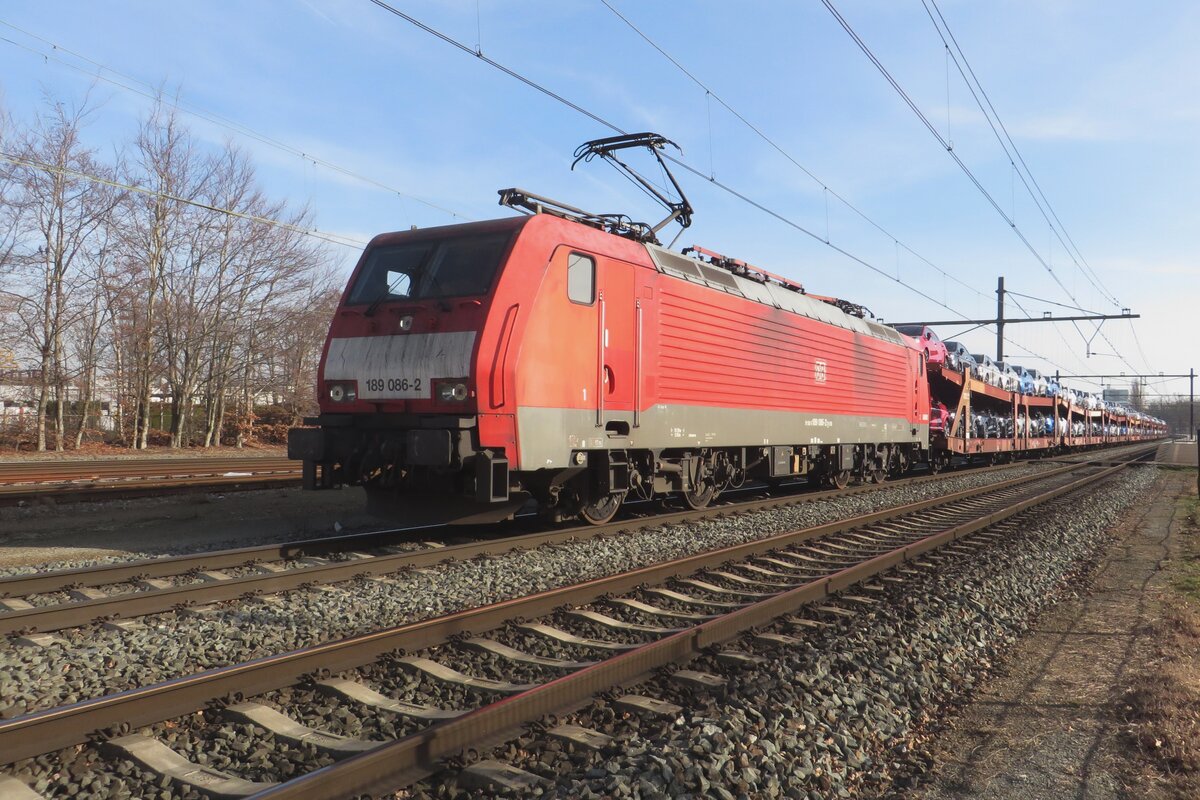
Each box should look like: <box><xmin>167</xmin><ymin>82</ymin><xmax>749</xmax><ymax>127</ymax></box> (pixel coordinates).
<box><xmin>813</xmin><ymin>360</ymin><xmax>827</xmax><ymax>383</ymax></box>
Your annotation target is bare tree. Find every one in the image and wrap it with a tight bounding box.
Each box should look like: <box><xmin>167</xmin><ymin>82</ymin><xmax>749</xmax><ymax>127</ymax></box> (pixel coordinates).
<box><xmin>0</xmin><ymin>105</ymin><xmax>25</xmax><ymax>360</ymax></box>
<box><xmin>0</xmin><ymin>90</ymin><xmax>341</xmax><ymax>451</ymax></box>
<box><xmin>197</xmin><ymin>192</ymin><xmax>332</xmax><ymax>446</ymax></box>
<box><xmin>119</xmin><ymin>100</ymin><xmax>204</xmax><ymax>449</ymax></box>
<box><xmin>69</xmin><ymin>224</ymin><xmax>117</xmax><ymax>447</ymax></box>
<box><xmin>271</xmin><ymin>283</ymin><xmax>340</xmax><ymax>422</ymax></box>
<box><xmin>7</xmin><ymin>97</ymin><xmax>119</xmax><ymax>450</ymax></box>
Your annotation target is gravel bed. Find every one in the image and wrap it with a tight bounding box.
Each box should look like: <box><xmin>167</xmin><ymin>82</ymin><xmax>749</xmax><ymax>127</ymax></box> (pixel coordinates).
<box><xmin>260</xmin><ymin>686</ymin><xmax>409</xmax><ymax>744</ymax></box>
<box><xmin>408</xmin><ymin>466</ymin><xmax>1157</xmax><ymax>799</ymax></box>
<box><xmin>0</xmin><ymin>464</ymin><xmax>1155</xmax><ymax>798</ymax></box>
<box><xmin>0</xmin><ymin>465</ymin><xmax>1047</xmax><ymax>580</ymax></box>
<box><xmin>19</xmin><ymin>589</ymin><xmax>73</xmax><ymax>607</ymax></box>
<box><xmin>594</xmin><ymin>599</ymin><xmax>698</xmax><ymax>628</ymax></box>
<box><xmin>542</xmin><ymin>611</ymin><xmax>665</xmax><ymax>646</ymax></box>
<box><xmin>489</xmin><ymin>624</ymin><xmax>613</xmax><ymax>662</ymax></box>
<box><xmin>361</xmin><ymin>657</ymin><xmax>502</xmax><ymax>712</ymax></box>
<box><xmin>5</xmin><ymin>749</ymin><xmax>194</xmax><ymax>800</ymax></box>
<box><xmin>420</xmin><ymin>642</ymin><xmax>569</xmax><ymax>686</ymax></box>
<box><xmin>4</xmin><ymin>709</ymin><xmax>340</xmax><ymax>800</ymax></box>
<box><xmin>156</xmin><ymin>711</ymin><xmax>338</xmax><ymax>788</ymax></box>
<box><xmin>0</xmin><ymin>521</ymin><xmax>429</xmax><ymax>580</ymax></box>
<box><xmin>0</xmin><ymin>464</ymin><xmax>1067</xmax><ymax>719</ymax></box>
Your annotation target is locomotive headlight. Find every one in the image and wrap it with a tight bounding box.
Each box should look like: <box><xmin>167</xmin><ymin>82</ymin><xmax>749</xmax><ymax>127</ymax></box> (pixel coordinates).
<box><xmin>398</xmin><ymin>315</ymin><xmax>414</xmax><ymax>331</ymax></box>
<box><xmin>327</xmin><ymin>381</ymin><xmax>357</xmax><ymax>403</ymax></box>
<box><xmin>436</xmin><ymin>380</ymin><xmax>469</xmax><ymax>402</ymax></box>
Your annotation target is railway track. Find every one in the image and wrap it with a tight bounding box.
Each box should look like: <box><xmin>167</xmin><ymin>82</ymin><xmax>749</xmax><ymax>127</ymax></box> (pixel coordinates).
<box><xmin>0</xmin><ymin>446</ymin><xmax>1153</xmax><ymax>798</ymax></box>
<box><xmin>0</xmin><ymin>441</ymin><xmax>1151</xmax><ymax>509</ymax></box>
<box><xmin>0</xmin><ymin>456</ymin><xmax>300</xmax><ymax>504</ymax></box>
<box><xmin>0</xmin><ymin>456</ymin><xmax>1094</xmax><ymax>638</ymax></box>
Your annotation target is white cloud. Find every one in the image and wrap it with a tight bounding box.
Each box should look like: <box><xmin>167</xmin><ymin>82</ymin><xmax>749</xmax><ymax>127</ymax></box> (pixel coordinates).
<box><xmin>1009</xmin><ymin>111</ymin><xmax>1125</xmax><ymax>142</ymax></box>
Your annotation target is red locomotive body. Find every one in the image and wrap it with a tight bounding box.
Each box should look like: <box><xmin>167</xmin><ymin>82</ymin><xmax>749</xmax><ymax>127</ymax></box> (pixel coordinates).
<box><xmin>291</xmin><ymin>212</ymin><xmax>929</xmax><ymax>524</ymax></box>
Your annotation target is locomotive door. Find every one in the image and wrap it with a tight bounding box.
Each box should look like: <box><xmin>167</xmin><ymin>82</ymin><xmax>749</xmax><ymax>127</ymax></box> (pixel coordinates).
<box><xmin>596</xmin><ymin>255</ymin><xmax>637</xmax><ymax>434</ymax></box>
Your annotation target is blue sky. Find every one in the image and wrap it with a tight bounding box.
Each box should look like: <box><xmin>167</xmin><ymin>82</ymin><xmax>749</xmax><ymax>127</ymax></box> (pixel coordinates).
<box><xmin>0</xmin><ymin>1</ymin><xmax>1195</xmax><ymax>400</ymax></box>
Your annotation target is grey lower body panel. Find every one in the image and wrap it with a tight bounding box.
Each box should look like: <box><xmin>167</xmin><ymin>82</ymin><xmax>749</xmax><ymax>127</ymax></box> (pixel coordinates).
<box><xmin>515</xmin><ymin>404</ymin><xmax>927</xmax><ymax>469</ymax></box>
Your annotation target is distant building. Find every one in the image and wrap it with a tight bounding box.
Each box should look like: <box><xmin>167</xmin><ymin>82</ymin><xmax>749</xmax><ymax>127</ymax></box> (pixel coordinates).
<box><xmin>0</xmin><ymin>368</ymin><xmax>118</xmax><ymax>431</ymax></box>
<box><xmin>1102</xmin><ymin>387</ymin><xmax>1130</xmax><ymax>403</ymax></box>
<box><xmin>0</xmin><ymin>369</ymin><xmax>39</xmax><ymax>410</ymax></box>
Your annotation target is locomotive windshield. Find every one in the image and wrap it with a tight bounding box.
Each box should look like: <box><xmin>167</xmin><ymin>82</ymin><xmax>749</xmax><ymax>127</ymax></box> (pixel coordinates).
<box><xmin>347</xmin><ymin>231</ymin><xmax>512</xmax><ymax>306</ymax></box>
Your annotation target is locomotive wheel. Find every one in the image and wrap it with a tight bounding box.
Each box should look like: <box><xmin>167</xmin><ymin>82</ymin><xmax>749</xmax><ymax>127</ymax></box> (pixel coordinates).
<box><xmin>579</xmin><ymin>492</ymin><xmax>625</xmax><ymax>525</ymax></box>
<box><xmin>869</xmin><ymin>466</ymin><xmax>887</xmax><ymax>484</ymax></box>
<box><xmin>682</xmin><ymin>484</ymin><xmax>717</xmax><ymax>510</ymax></box>
<box><xmin>828</xmin><ymin>470</ymin><xmax>851</xmax><ymax>490</ymax></box>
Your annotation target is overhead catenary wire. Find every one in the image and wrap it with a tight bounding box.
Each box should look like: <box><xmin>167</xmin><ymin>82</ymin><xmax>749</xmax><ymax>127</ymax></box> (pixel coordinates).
<box><xmin>0</xmin><ymin>7</ymin><xmax>1149</xmax><ymax>394</ymax></box>
<box><xmin>820</xmin><ymin>0</ymin><xmax>1072</xmax><ymax>299</ymax></box>
<box><xmin>366</xmin><ymin>0</ymin><xmax>1076</xmax><ymax>376</ymax></box>
<box><xmin>918</xmin><ymin>0</ymin><xmax>1146</xmax><ymax>375</ymax></box>
<box><xmin>599</xmin><ymin>0</ymin><xmax>989</xmax><ymax>305</ymax></box>
<box><xmin>0</xmin><ymin>151</ymin><xmax>368</xmax><ymax>249</ymax></box>
<box><xmin>603</xmin><ymin>1</ymin><xmax>1135</xmax><ymax>388</ymax></box>
<box><xmin>1128</xmin><ymin>319</ymin><xmax>1154</xmax><ymax>375</ymax></box>
<box><xmin>1002</xmin><ymin>291</ymin><xmax>1120</xmax><ymax>380</ymax></box>
<box><xmin>1007</xmin><ymin>294</ymin><xmax>1091</xmax><ymax>377</ymax></box>
<box><xmin>820</xmin><ymin>0</ymin><xmax>1141</xmax><ymax>376</ymax></box>
<box><xmin>1004</xmin><ymin>290</ymin><xmax>1102</xmax><ymax>315</ymax></box>
<box><xmin>922</xmin><ymin>0</ymin><xmax>1119</xmax><ymax>309</ymax></box>
<box><xmin>0</xmin><ymin>20</ymin><xmax>470</xmax><ymax>222</ymax></box>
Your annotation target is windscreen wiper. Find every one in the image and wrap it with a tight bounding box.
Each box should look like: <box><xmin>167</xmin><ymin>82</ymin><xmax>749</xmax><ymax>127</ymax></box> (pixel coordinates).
<box><xmin>365</xmin><ymin>272</ymin><xmax>412</xmax><ymax>317</ymax></box>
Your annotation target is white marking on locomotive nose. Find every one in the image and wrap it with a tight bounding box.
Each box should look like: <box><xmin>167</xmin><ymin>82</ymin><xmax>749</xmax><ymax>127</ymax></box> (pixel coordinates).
<box><xmin>324</xmin><ymin>332</ymin><xmax>475</xmax><ymax>398</ymax></box>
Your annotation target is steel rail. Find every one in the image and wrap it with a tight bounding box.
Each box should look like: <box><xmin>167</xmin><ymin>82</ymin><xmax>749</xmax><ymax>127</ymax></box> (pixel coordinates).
<box><xmin>0</xmin><ymin>456</ymin><xmax>300</xmax><ymax>506</ymax></box>
<box><xmin>0</xmin><ymin>455</ymin><xmax>1039</xmax><ymax>599</ymax></box>
<box><xmin>0</xmin><ymin>457</ymin><xmax>1104</xmax><ymax>636</ymax></box>
<box><xmin>0</xmin><ymin>443</ymin><xmax>1153</xmax><ymax>597</ymax></box>
<box><xmin>254</xmin><ymin>456</ymin><xmax>1142</xmax><ymax>799</ymax></box>
<box><xmin>0</xmin><ymin>473</ymin><xmax>299</xmax><ymax>503</ymax></box>
<box><xmin>0</xmin><ymin>456</ymin><xmax>296</xmax><ymax>483</ymax></box>
<box><xmin>0</xmin><ymin>460</ymin><xmax>301</xmax><ymax>508</ymax></box>
<box><xmin>0</xmin><ymin>456</ymin><xmax>1139</xmax><ymax>766</ymax></box>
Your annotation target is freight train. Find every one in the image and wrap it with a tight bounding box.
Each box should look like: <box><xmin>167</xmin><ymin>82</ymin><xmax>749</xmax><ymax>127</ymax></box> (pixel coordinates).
<box><xmin>288</xmin><ymin>134</ymin><xmax>1165</xmax><ymax>525</ymax></box>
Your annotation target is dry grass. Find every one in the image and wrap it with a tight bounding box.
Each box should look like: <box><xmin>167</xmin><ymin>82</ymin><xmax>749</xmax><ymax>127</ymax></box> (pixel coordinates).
<box><xmin>1121</xmin><ymin>491</ymin><xmax>1200</xmax><ymax>799</ymax></box>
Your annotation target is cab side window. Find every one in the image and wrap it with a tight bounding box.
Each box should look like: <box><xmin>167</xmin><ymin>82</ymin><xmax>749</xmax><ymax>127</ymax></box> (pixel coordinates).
<box><xmin>567</xmin><ymin>253</ymin><xmax>595</xmax><ymax>305</ymax></box>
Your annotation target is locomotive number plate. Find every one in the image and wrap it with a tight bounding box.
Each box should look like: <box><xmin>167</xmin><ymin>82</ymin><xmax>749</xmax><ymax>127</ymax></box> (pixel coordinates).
<box><xmin>362</xmin><ymin>377</ymin><xmax>426</xmax><ymax>397</ymax></box>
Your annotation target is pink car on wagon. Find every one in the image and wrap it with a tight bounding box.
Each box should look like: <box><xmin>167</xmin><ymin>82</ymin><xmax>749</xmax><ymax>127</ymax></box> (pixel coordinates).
<box><xmin>892</xmin><ymin>324</ymin><xmax>948</xmax><ymax>372</ymax></box>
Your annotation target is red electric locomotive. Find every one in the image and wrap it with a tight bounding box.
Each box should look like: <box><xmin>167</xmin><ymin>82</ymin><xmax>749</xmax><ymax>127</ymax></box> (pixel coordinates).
<box><xmin>289</xmin><ymin>134</ymin><xmax>930</xmax><ymax>524</ymax></box>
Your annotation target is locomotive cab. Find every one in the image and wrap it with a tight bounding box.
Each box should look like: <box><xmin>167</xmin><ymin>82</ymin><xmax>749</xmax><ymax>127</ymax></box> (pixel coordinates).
<box><xmin>289</xmin><ymin>217</ymin><xmax>534</xmax><ymax>523</ymax></box>
<box><xmin>290</xmin><ymin>212</ymin><xmax>657</xmax><ymax>524</ymax></box>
